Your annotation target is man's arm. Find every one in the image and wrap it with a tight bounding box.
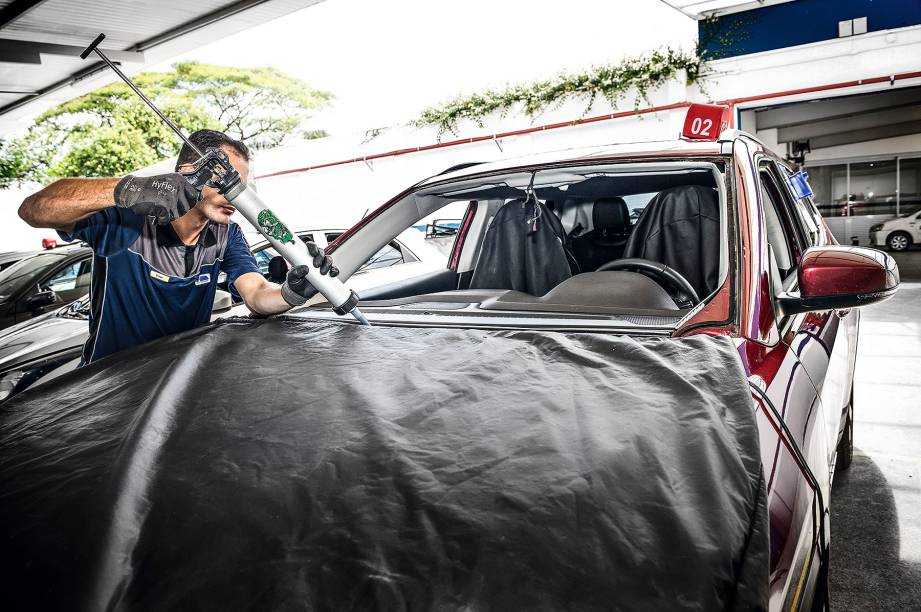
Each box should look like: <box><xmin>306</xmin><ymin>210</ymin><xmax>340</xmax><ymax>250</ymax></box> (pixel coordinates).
<box><xmin>19</xmin><ymin>178</ymin><xmax>119</xmax><ymax>232</ymax></box>
<box><xmin>20</xmin><ymin>173</ymin><xmax>201</xmax><ymax>231</ymax></box>
<box><xmin>233</xmin><ymin>272</ymin><xmax>292</xmax><ymax>316</ymax></box>
<box><xmin>232</xmin><ymin>249</ymin><xmax>340</xmax><ymax>316</ymax></box>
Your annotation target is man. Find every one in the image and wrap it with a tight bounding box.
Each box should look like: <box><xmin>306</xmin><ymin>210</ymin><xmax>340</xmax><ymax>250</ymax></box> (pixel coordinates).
<box><xmin>19</xmin><ymin>129</ymin><xmax>335</xmax><ymax>365</ymax></box>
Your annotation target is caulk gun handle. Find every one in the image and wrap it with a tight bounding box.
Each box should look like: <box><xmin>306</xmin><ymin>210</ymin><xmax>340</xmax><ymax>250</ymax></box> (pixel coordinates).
<box><xmin>80</xmin><ymin>33</ymin><xmax>106</xmax><ymax>60</ymax></box>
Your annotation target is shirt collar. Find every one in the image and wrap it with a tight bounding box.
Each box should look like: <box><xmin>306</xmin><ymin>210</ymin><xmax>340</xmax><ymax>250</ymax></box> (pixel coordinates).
<box><xmin>156</xmin><ymin>222</ymin><xmax>217</xmax><ymax>248</ymax></box>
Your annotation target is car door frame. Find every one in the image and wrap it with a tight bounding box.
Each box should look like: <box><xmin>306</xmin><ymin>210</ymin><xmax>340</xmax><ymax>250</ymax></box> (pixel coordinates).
<box><xmin>738</xmin><ymin>145</ymin><xmax>832</xmax><ymax>611</ymax></box>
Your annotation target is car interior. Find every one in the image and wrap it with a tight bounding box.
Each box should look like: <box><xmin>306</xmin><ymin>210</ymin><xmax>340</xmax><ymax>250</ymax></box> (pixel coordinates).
<box><xmin>316</xmin><ymin>161</ymin><xmax>728</xmax><ymax>324</ymax></box>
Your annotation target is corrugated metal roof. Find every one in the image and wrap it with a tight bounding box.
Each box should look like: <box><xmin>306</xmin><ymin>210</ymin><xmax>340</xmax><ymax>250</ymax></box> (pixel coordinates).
<box><xmin>0</xmin><ymin>0</ymin><xmax>323</xmax><ymax>133</ymax></box>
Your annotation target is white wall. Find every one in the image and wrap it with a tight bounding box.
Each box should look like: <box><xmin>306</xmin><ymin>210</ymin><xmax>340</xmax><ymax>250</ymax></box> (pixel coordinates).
<box><xmin>0</xmin><ymin>184</ymin><xmax>61</xmax><ymax>251</ymax></box>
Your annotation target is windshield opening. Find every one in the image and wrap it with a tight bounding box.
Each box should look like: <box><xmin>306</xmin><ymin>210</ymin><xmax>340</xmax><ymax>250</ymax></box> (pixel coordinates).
<box><xmin>323</xmin><ymin>160</ymin><xmax>727</xmax><ymax>325</ymax></box>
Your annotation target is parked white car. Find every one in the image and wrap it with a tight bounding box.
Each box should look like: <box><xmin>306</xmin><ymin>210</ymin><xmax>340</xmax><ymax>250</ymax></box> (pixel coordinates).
<box><xmin>869</xmin><ymin>210</ymin><xmax>921</xmax><ymax>251</ymax></box>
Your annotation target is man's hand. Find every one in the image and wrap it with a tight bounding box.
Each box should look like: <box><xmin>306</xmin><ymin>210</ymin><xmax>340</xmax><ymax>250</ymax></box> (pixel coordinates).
<box><xmin>114</xmin><ymin>173</ymin><xmax>202</xmax><ymax>225</ymax></box>
<box><xmin>280</xmin><ymin>243</ymin><xmax>339</xmax><ymax>306</ymax></box>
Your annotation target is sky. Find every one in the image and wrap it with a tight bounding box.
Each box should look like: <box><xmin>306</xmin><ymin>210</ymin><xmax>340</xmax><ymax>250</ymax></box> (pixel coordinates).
<box><xmin>156</xmin><ymin>0</ymin><xmax>697</xmax><ymax>138</ymax></box>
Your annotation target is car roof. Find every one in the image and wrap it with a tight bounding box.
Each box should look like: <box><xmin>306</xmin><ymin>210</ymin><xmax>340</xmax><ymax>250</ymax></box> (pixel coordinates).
<box><xmin>421</xmin><ymin>138</ymin><xmax>726</xmax><ymax>187</ymax></box>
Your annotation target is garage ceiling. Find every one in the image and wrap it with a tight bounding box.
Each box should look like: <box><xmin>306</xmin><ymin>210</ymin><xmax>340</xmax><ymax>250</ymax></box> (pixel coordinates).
<box><xmin>0</xmin><ymin>0</ymin><xmax>323</xmax><ymax>134</ymax></box>
<box><xmin>754</xmin><ymin>86</ymin><xmax>921</xmax><ymax>150</ymax></box>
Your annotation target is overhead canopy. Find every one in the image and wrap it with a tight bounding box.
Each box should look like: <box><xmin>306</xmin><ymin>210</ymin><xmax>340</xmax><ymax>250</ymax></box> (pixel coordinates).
<box><xmin>660</xmin><ymin>0</ymin><xmax>796</xmax><ymax>19</ymax></box>
<box><xmin>0</xmin><ymin>0</ymin><xmax>324</xmax><ymax>133</ymax></box>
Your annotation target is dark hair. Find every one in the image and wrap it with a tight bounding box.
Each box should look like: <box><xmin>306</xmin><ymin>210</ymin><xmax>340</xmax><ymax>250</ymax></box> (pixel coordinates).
<box><xmin>175</xmin><ymin>129</ymin><xmax>250</xmax><ymax>169</ymax></box>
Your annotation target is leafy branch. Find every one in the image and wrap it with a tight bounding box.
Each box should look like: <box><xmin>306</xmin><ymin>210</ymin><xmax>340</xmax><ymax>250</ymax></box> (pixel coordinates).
<box><xmin>413</xmin><ymin>48</ymin><xmax>703</xmax><ymax>137</ymax></box>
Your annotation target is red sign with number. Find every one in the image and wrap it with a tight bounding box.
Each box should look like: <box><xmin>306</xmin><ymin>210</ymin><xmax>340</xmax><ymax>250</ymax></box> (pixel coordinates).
<box><xmin>681</xmin><ymin>104</ymin><xmax>730</xmax><ymax>141</ymax></box>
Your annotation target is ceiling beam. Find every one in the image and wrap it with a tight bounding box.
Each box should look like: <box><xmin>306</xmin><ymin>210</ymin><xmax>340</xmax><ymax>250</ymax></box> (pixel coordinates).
<box><xmin>756</xmin><ymin>87</ymin><xmax>921</xmax><ymax>130</ymax></box>
<box><xmin>0</xmin><ymin>0</ymin><xmax>47</xmax><ymax>30</ymax></box>
<box><xmin>0</xmin><ymin>38</ymin><xmax>143</xmax><ymax>64</ymax></box>
<box><xmin>0</xmin><ymin>61</ymin><xmax>109</xmax><ymax>117</ymax></box>
<box><xmin>777</xmin><ymin>105</ymin><xmax>921</xmax><ymax>142</ymax></box>
<box><xmin>133</xmin><ymin>0</ymin><xmax>275</xmax><ymax>51</ymax></box>
<box><xmin>810</xmin><ymin>120</ymin><xmax>921</xmax><ymax>149</ymax></box>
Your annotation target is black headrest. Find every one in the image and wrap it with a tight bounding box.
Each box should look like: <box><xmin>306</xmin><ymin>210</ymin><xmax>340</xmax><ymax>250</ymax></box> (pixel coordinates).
<box><xmin>592</xmin><ymin>197</ymin><xmax>629</xmax><ymax>232</ymax></box>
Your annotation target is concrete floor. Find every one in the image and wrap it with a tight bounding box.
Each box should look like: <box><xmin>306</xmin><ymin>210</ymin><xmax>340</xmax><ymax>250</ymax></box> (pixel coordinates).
<box><xmin>829</xmin><ymin>279</ymin><xmax>921</xmax><ymax>610</ymax></box>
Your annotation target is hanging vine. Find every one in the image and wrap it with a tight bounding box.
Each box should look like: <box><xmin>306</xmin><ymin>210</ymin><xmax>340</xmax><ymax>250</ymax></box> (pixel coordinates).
<box><xmin>413</xmin><ymin>47</ymin><xmax>704</xmax><ymax>137</ymax></box>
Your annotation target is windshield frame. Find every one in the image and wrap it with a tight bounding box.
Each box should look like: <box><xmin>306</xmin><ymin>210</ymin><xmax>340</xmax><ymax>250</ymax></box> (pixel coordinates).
<box><xmin>322</xmin><ymin>156</ymin><xmax>733</xmax><ymax>330</ymax></box>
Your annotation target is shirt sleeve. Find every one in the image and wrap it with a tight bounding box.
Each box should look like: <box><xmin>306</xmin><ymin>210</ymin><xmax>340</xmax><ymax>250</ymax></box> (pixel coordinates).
<box><xmin>57</xmin><ymin>208</ymin><xmax>144</xmax><ymax>257</ymax></box>
<box><xmin>223</xmin><ymin>224</ymin><xmax>261</xmax><ymax>300</ymax></box>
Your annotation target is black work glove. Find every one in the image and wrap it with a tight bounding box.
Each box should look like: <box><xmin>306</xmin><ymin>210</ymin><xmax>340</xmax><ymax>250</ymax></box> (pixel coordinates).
<box><xmin>280</xmin><ymin>242</ymin><xmax>339</xmax><ymax>306</ymax></box>
<box><xmin>114</xmin><ymin>173</ymin><xmax>202</xmax><ymax>225</ymax></box>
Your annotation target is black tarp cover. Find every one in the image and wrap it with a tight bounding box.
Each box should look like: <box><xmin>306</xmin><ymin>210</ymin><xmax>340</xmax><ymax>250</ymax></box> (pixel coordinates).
<box><xmin>0</xmin><ymin>317</ymin><xmax>768</xmax><ymax>612</ymax></box>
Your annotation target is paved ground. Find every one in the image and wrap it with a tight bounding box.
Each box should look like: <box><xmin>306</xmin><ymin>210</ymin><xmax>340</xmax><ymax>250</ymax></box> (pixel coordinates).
<box><xmin>889</xmin><ymin>250</ymin><xmax>921</xmax><ymax>282</ymax></box>
<box><xmin>829</xmin><ymin>281</ymin><xmax>921</xmax><ymax>610</ymax></box>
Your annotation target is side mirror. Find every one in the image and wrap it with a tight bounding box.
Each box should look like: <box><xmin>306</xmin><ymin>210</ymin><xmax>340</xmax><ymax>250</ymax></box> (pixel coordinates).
<box><xmin>211</xmin><ymin>289</ymin><xmax>233</xmax><ymax>313</ymax></box>
<box><xmin>778</xmin><ymin>246</ymin><xmax>899</xmax><ymax>316</ymax></box>
<box><xmin>267</xmin><ymin>255</ymin><xmax>289</xmax><ymax>283</ymax></box>
<box><xmin>25</xmin><ymin>290</ymin><xmax>57</xmax><ymax>311</ymax></box>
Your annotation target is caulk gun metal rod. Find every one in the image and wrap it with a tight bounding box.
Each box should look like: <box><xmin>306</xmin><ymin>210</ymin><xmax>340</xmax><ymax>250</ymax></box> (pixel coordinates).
<box><xmin>88</xmin><ymin>48</ymin><xmax>203</xmax><ymax>158</ymax></box>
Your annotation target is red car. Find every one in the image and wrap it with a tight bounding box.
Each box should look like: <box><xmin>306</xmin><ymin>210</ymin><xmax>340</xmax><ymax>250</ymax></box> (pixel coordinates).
<box><xmin>0</xmin><ymin>105</ymin><xmax>897</xmax><ymax>611</ymax></box>
<box><xmin>319</xmin><ymin>104</ymin><xmax>898</xmax><ymax>611</ymax></box>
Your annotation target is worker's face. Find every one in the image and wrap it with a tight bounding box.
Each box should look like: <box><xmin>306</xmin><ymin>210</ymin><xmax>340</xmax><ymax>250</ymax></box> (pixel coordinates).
<box><xmin>194</xmin><ymin>146</ymin><xmax>251</xmax><ymax>225</ymax></box>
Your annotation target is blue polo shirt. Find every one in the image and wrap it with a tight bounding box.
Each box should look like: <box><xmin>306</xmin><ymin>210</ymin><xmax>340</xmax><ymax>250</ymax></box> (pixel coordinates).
<box><xmin>60</xmin><ymin>208</ymin><xmax>260</xmax><ymax>364</ymax></box>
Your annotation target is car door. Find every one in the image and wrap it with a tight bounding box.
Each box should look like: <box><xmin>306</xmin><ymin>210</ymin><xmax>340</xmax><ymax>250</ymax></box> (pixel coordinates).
<box><xmin>752</xmin><ymin>159</ymin><xmax>832</xmax><ymax>610</ymax></box>
<box><xmin>771</xmin><ymin>162</ymin><xmax>856</xmax><ymax>470</ymax></box>
<box><xmin>909</xmin><ymin>210</ymin><xmax>921</xmax><ymax>243</ymax></box>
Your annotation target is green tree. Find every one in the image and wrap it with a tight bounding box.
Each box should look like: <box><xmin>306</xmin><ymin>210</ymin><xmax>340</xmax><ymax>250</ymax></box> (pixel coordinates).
<box><xmin>0</xmin><ymin>62</ymin><xmax>331</xmax><ymax>187</ymax></box>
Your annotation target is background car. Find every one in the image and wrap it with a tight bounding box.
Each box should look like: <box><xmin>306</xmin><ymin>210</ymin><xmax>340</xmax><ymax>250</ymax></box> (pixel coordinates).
<box><xmin>0</xmin><ymin>246</ymin><xmax>92</xmax><ymax>330</ymax></box>
<box><xmin>0</xmin><ymin>250</ymin><xmax>39</xmax><ymax>272</ymax></box>
<box><xmin>0</xmin><ymin>290</ymin><xmax>234</xmax><ymax>402</ymax></box>
<box><xmin>869</xmin><ymin>209</ymin><xmax>921</xmax><ymax>251</ymax></box>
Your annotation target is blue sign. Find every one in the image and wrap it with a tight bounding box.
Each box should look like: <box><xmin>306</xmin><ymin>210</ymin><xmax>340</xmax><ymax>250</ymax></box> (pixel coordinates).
<box><xmin>786</xmin><ymin>171</ymin><xmax>814</xmax><ymax>201</ymax></box>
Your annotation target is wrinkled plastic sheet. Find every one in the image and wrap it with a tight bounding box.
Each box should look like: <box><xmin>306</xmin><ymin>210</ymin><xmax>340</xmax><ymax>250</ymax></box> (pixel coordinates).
<box><xmin>0</xmin><ymin>317</ymin><xmax>768</xmax><ymax>611</ymax></box>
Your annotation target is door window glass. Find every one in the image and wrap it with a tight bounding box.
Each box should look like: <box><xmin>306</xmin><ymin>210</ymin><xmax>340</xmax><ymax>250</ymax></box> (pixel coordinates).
<box><xmin>45</xmin><ymin>258</ymin><xmax>92</xmax><ymax>302</ymax></box>
<box><xmin>359</xmin><ymin>243</ymin><xmax>404</xmax><ymax>271</ymax></box>
<box><xmin>759</xmin><ymin>168</ymin><xmax>797</xmax><ymax>279</ymax></box>
<box><xmin>45</xmin><ymin>261</ymin><xmax>83</xmax><ymax>292</ymax></box>
<box><xmin>807</xmin><ymin>164</ymin><xmax>848</xmax><ymax>218</ymax></box>
<box><xmin>253</xmin><ymin>248</ymin><xmax>277</xmax><ymax>275</ymax></box>
<box><xmin>847</xmin><ymin>160</ymin><xmax>898</xmax><ymax>217</ymax></box>
<box><xmin>325</xmin><ymin>232</ymin><xmax>407</xmax><ymax>272</ymax></box>
<box><xmin>777</xmin><ymin>164</ymin><xmax>820</xmax><ymax>246</ymax></box>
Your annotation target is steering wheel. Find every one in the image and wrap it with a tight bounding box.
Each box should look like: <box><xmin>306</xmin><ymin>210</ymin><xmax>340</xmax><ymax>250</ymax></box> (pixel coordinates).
<box><xmin>596</xmin><ymin>258</ymin><xmax>700</xmax><ymax>308</ymax></box>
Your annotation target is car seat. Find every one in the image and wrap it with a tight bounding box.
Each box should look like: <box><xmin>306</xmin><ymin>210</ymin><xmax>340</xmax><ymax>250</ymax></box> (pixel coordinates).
<box><xmin>622</xmin><ymin>185</ymin><xmax>720</xmax><ymax>298</ymax></box>
<box><xmin>570</xmin><ymin>197</ymin><xmax>631</xmax><ymax>272</ymax></box>
<box><xmin>469</xmin><ymin>198</ymin><xmax>574</xmax><ymax>296</ymax></box>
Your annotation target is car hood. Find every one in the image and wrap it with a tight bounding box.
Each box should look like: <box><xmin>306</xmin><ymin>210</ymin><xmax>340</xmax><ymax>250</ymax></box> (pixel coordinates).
<box><xmin>0</xmin><ymin>310</ymin><xmax>87</xmax><ymax>371</ymax></box>
<box><xmin>0</xmin><ymin>317</ymin><xmax>768</xmax><ymax>611</ymax></box>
